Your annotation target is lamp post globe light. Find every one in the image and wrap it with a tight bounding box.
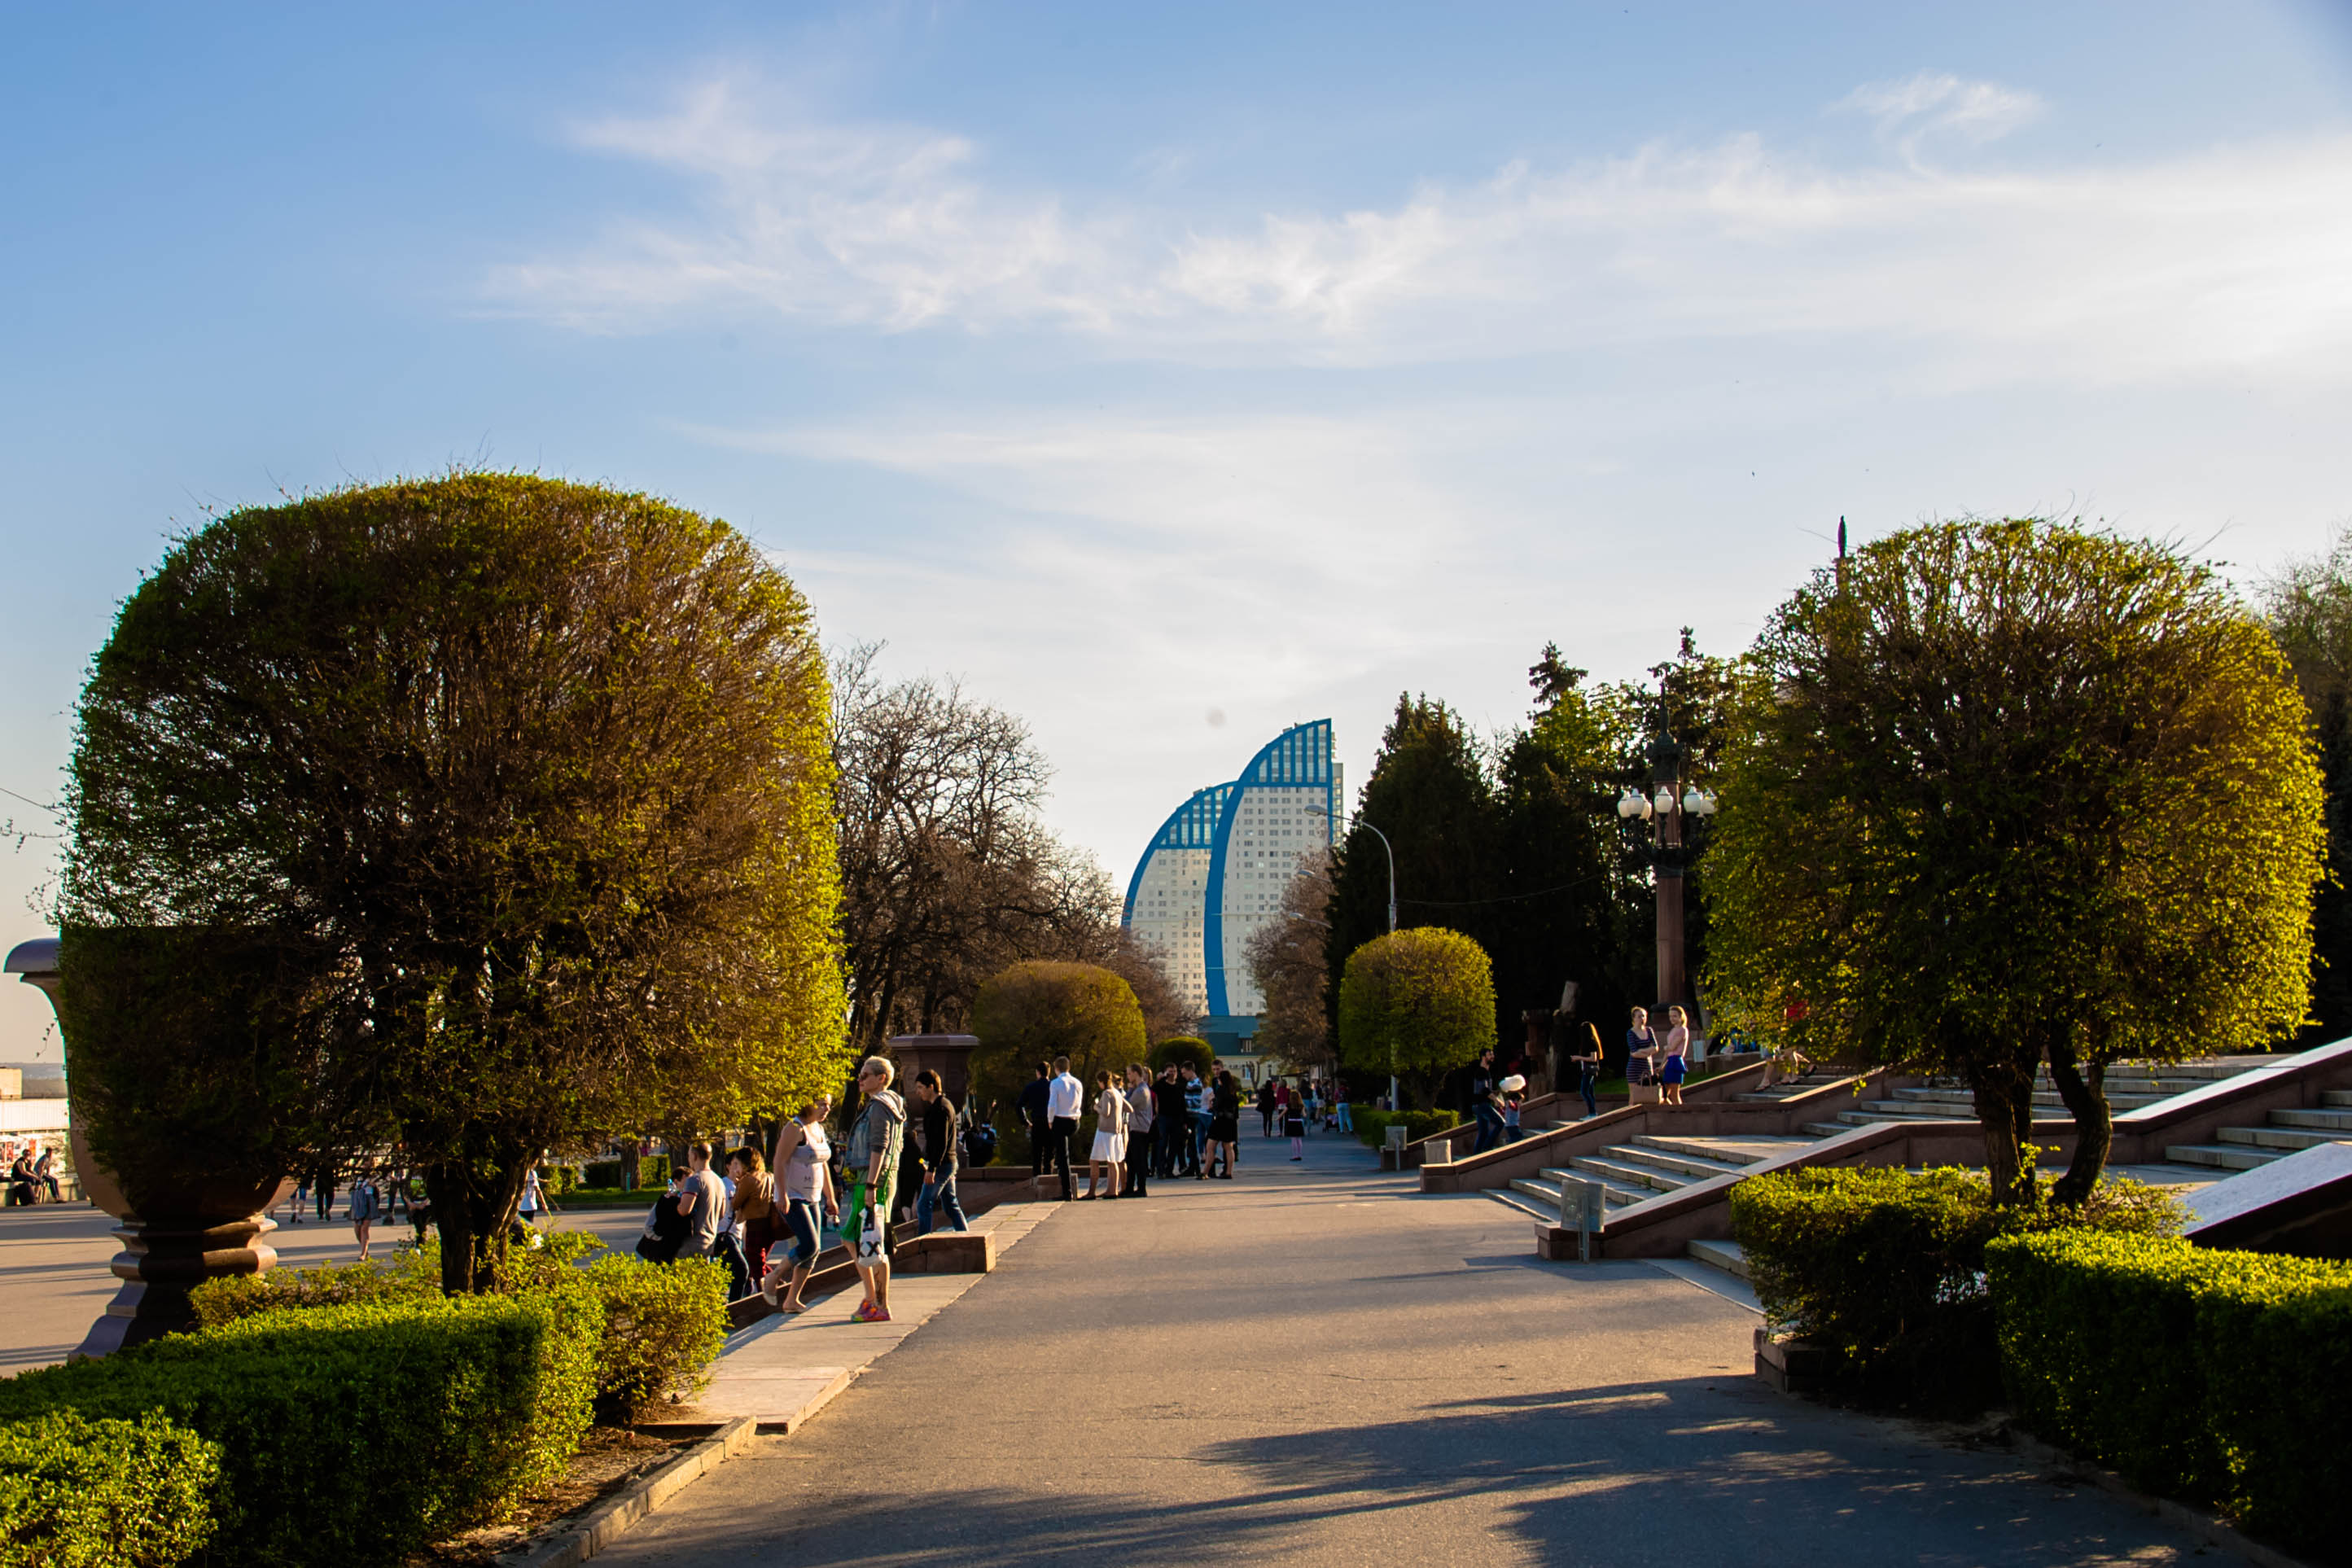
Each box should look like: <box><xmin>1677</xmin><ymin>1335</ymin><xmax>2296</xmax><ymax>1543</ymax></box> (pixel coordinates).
<box><xmin>1618</xmin><ymin>729</ymin><xmax>1715</xmax><ymax>1021</ymax></box>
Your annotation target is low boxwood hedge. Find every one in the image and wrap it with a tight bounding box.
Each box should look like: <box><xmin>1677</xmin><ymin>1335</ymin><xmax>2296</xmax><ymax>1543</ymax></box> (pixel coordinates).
<box><xmin>1986</xmin><ymin>1230</ymin><xmax>2352</xmax><ymax>1556</ymax></box>
<box><xmin>0</xmin><ymin>1408</ymin><xmax>221</xmax><ymax>1567</ymax></box>
<box><xmin>191</xmin><ymin>1233</ymin><xmax>727</xmax><ymax>1424</ymax></box>
<box><xmin>1731</xmin><ymin>1166</ymin><xmax>2178</xmax><ymax>1409</ymax></box>
<box><xmin>1350</xmin><ymin>1109</ymin><xmax>1458</xmax><ymax>1149</ymax></box>
<box><xmin>0</xmin><ymin>1290</ymin><xmax>596</xmax><ymax>1567</ymax></box>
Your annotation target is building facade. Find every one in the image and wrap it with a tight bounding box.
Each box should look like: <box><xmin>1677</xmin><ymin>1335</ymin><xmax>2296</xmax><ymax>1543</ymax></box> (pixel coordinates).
<box><xmin>1123</xmin><ymin>720</ymin><xmax>1342</xmax><ymax>1063</ymax></box>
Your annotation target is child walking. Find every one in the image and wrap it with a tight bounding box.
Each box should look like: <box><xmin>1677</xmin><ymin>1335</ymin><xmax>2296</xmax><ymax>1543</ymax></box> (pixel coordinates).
<box><xmin>1284</xmin><ymin>1093</ymin><xmax>1307</xmax><ymax>1160</ymax></box>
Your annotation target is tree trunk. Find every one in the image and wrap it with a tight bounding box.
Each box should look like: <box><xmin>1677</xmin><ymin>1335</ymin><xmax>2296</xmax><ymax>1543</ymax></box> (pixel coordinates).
<box><xmin>1967</xmin><ymin>1059</ymin><xmax>2039</xmax><ymax>1207</ymax></box>
<box><xmin>2046</xmin><ymin>1035</ymin><xmax>2111</xmax><ymax>1209</ymax></box>
<box><xmin>424</xmin><ymin>1154</ymin><xmax>528</xmax><ymax>1294</ymax></box>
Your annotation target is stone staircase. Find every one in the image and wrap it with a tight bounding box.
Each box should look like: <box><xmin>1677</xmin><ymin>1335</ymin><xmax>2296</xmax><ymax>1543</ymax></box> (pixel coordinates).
<box><xmin>1500</xmin><ymin>1131</ymin><xmax>1819</xmax><ymax>1219</ymax></box>
<box><xmin>2128</xmin><ymin>1088</ymin><xmax>2352</xmax><ymax>1180</ymax></box>
<box><xmin>1777</xmin><ymin>1062</ymin><xmax>2257</xmax><ymax>1138</ymax></box>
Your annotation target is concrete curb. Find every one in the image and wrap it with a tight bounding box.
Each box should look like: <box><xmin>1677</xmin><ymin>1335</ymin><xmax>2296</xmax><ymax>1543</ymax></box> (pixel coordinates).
<box><xmin>501</xmin><ymin>1416</ymin><xmax>757</xmax><ymax>1568</ymax></box>
<box><xmin>1999</xmin><ymin>1426</ymin><xmax>2311</xmax><ymax>1568</ymax></box>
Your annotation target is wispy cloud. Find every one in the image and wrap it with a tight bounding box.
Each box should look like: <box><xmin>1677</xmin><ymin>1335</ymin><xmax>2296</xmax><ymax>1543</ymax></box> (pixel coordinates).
<box><xmin>487</xmin><ymin>71</ymin><xmax>2352</xmax><ymax>389</ymax></box>
<box><xmin>1836</xmin><ymin>70</ymin><xmax>2043</xmax><ymax>161</ymax></box>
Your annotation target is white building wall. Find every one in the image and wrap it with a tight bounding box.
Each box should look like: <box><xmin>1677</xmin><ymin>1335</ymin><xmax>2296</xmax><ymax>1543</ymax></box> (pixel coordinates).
<box><xmin>1214</xmin><ymin>781</ymin><xmax>1340</xmax><ymax>1016</ymax></box>
<box><xmin>1128</xmin><ymin>846</ymin><xmax>1213</xmax><ymax>1016</ymax></box>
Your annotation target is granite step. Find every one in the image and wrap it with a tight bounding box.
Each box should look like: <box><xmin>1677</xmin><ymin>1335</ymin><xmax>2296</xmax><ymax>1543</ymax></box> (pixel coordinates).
<box><xmin>2269</xmin><ymin>1107</ymin><xmax>2352</xmax><ymax>1132</ymax></box>
<box><xmin>1563</xmin><ymin>1151</ymin><xmax>1693</xmax><ymax>1194</ymax></box>
<box><xmin>1686</xmin><ymin>1237</ymin><xmax>1750</xmax><ymax>1281</ymax></box>
<box><xmin>2163</xmin><ymin>1141</ymin><xmax>2284</xmax><ymax>1173</ymax></box>
<box><xmin>2215</xmin><ymin>1123</ymin><xmax>2352</xmax><ymax>1153</ymax></box>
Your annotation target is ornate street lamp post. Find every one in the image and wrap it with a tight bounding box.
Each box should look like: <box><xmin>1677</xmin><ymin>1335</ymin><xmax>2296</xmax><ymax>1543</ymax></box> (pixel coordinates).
<box><xmin>1617</xmin><ymin>731</ymin><xmax>1716</xmax><ymax>1014</ymax></box>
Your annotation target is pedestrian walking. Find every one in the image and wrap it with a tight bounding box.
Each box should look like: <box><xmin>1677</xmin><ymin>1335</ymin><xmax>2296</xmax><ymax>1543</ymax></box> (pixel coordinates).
<box><xmin>1084</xmin><ymin>1070</ymin><xmax>1128</xmax><ymax>1199</ymax></box>
<box><xmin>1334</xmin><ymin>1086</ymin><xmax>1353</xmax><ymax>1133</ymax></box>
<box><xmin>1123</xmin><ymin>1064</ymin><xmax>1154</xmax><ymax>1198</ymax></box>
<box><xmin>518</xmin><ymin>1162</ymin><xmax>554</xmax><ymax>1234</ymax></box>
<box><xmin>762</xmin><ymin>1096</ymin><xmax>837</xmax><ymax>1315</ymax></box>
<box><xmin>289</xmin><ymin>1173</ymin><xmax>309</xmax><ymax>1225</ymax></box>
<box><xmin>1575</xmin><ymin>1024</ymin><xmax>1604</xmax><ymax>1118</ymax></box>
<box><xmin>1045</xmin><ymin>1055</ymin><xmax>1084</xmax><ymax>1202</ymax></box>
<box><xmin>1284</xmin><ymin>1091</ymin><xmax>1306</xmax><ymax>1160</ymax></box>
<box><xmin>1258</xmin><ymin>1077</ymin><xmax>1278</xmax><ymax>1138</ymax></box>
<box><xmin>911</xmin><ymin>1069</ymin><xmax>969</xmax><ymax>1233</ymax></box>
<box><xmin>673</xmin><ymin>1143</ymin><xmax>729</xmax><ymax>1260</ymax></box>
<box><xmin>1661</xmin><ymin>1005</ymin><xmax>1692</xmax><ymax>1106</ymax></box>
<box><xmin>349</xmin><ymin>1171</ymin><xmax>379</xmax><ymax>1261</ymax></box>
<box><xmin>1468</xmin><ymin>1049</ymin><xmax>1503</xmax><ymax>1154</ymax></box>
<box><xmin>313</xmin><ymin>1167</ymin><xmax>335</xmax><ymax>1222</ymax></box>
<box><xmin>1018</xmin><ymin>1061</ymin><xmax>1053</xmax><ymax>1185</ymax></box>
<box><xmin>844</xmin><ymin>1055</ymin><xmax>908</xmax><ymax>1323</ymax></box>
<box><xmin>1208</xmin><ymin>1071</ymin><xmax>1242</xmax><ymax>1179</ymax></box>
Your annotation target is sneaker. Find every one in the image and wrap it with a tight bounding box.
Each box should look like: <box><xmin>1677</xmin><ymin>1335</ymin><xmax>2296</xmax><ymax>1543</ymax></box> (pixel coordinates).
<box><xmin>851</xmin><ymin>1300</ymin><xmax>880</xmax><ymax>1322</ymax></box>
<box><xmin>1290</xmin><ymin>1156</ymin><xmax>1302</xmax><ymax>1162</ymax></box>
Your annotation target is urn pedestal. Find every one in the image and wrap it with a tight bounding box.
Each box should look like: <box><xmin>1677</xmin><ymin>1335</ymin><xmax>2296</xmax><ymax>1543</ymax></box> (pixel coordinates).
<box><xmin>5</xmin><ymin>935</ymin><xmax>289</xmax><ymax>1357</ymax></box>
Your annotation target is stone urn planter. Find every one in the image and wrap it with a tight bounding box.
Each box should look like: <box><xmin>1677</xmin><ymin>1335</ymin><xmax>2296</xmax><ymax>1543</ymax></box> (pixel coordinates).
<box><xmin>7</xmin><ymin>932</ymin><xmax>297</xmax><ymax>1357</ymax></box>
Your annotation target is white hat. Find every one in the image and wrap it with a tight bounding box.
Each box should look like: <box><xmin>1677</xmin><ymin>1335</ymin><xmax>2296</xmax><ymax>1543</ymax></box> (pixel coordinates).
<box><xmin>1499</xmin><ymin>1074</ymin><xmax>1527</xmax><ymax>1093</ymax></box>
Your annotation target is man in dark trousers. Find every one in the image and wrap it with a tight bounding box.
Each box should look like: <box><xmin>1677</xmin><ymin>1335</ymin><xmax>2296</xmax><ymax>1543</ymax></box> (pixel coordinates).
<box><xmin>1152</xmin><ymin>1064</ymin><xmax>1187</xmax><ymax>1178</ymax></box>
<box><xmin>1467</xmin><ymin>1049</ymin><xmax>1503</xmax><ymax>1154</ymax></box>
<box><xmin>1018</xmin><ymin>1061</ymin><xmax>1053</xmax><ymax>1184</ymax></box>
<box><xmin>1044</xmin><ymin>1055</ymin><xmax>1084</xmax><ymax>1202</ymax></box>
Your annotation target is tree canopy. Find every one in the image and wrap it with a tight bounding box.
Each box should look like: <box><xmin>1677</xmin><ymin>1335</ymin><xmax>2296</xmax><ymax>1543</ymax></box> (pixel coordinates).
<box><xmin>1337</xmin><ymin>926</ymin><xmax>1496</xmax><ymax>1109</ymax></box>
<box><xmin>966</xmin><ymin>961</ymin><xmax>1148</xmax><ymax>1129</ymax></box>
<box><xmin>1246</xmin><ymin>848</ymin><xmax>1333</xmax><ymax>1075</ymax></box>
<box><xmin>1706</xmin><ymin>519</ymin><xmax>2324</xmax><ymax>1203</ymax></box>
<box><xmin>2263</xmin><ymin>528</ymin><xmax>2352</xmax><ymax>1043</ymax></box>
<box><xmin>62</xmin><ymin>473</ymin><xmax>848</xmax><ymax>1288</ymax></box>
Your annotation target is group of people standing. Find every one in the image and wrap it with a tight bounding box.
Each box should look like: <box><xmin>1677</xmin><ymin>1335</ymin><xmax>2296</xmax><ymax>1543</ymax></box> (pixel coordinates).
<box><xmin>1020</xmin><ymin>1058</ymin><xmax>1259</xmax><ymax>1199</ymax></box>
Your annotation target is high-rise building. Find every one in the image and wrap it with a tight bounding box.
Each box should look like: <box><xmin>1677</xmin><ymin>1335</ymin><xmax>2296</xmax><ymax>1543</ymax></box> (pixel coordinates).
<box><xmin>1123</xmin><ymin>720</ymin><xmax>1342</xmax><ymax>1060</ymax></box>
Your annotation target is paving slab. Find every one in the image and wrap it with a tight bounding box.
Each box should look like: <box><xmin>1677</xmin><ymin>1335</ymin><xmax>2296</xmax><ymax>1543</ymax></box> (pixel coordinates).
<box><xmin>590</xmin><ymin>1130</ymin><xmax>2244</xmax><ymax>1568</ymax></box>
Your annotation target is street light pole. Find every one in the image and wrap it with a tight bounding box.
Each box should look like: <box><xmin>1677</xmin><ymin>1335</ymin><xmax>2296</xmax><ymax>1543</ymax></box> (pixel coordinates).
<box><xmin>1617</xmin><ymin>732</ymin><xmax>1716</xmax><ymax>1016</ymax></box>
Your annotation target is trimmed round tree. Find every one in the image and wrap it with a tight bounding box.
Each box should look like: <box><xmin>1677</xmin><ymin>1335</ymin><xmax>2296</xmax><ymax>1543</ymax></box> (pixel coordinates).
<box><xmin>63</xmin><ymin>473</ymin><xmax>848</xmax><ymax>1291</ymax></box>
<box><xmin>1706</xmin><ymin>519</ymin><xmax>2324</xmax><ymax>1205</ymax></box>
<box><xmin>968</xmin><ymin>960</ymin><xmax>1147</xmax><ymax>1108</ymax></box>
<box><xmin>1149</xmin><ymin>1035</ymin><xmax>1215</xmax><ymax>1079</ymax></box>
<box><xmin>1338</xmin><ymin>927</ymin><xmax>1496</xmax><ymax>1110</ymax></box>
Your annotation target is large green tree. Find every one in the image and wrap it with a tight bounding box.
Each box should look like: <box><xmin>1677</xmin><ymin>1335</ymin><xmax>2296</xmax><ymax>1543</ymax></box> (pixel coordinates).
<box><xmin>1707</xmin><ymin>519</ymin><xmax>2324</xmax><ymax>1205</ymax></box>
<box><xmin>1337</xmin><ymin>926</ymin><xmax>1496</xmax><ymax>1110</ymax></box>
<box><xmin>2264</xmin><ymin>529</ymin><xmax>2352</xmax><ymax>1042</ymax></box>
<box><xmin>62</xmin><ymin>474</ymin><xmax>848</xmax><ymax>1290</ymax></box>
<box><xmin>966</xmin><ymin>960</ymin><xmax>1147</xmax><ymax>1142</ymax></box>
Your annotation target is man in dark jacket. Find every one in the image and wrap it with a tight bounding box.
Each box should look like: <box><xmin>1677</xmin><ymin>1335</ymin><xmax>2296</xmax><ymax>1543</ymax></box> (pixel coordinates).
<box><xmin>1017</xmin><ymin>1061</ymin><xmax>1052</xmax><ymax>1184</ymax></box>
<box><xmin>1151</xmin><ymin>1066</ymin><xmax>1186</xmax><ymax>1177</ymax></box>
<box><xmin>912</xmin><ymin>1069</ymin><xmax>969</xmax><ymax>1233</ymax></box>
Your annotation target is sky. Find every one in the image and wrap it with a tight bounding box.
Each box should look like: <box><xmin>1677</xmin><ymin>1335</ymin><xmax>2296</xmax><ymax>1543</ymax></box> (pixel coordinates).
<box><xmin>3</xmin><ymin>2</ymin><xmax>2351</xmax><ymax>1062</ymax></box>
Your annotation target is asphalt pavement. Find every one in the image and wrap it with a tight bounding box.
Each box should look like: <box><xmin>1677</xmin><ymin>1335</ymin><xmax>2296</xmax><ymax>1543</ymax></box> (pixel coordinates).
<box><xmin>589</xmin><ymin>1125</ymin><xmax>2234</xmax><ymax>1568</ymax></box>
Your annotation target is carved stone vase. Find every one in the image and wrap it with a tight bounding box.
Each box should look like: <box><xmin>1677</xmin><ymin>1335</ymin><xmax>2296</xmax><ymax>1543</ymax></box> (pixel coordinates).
<box><xmin>6</xmin><ymin>935</ymin><xmax>292</xmax><ymax>1357</ymax></box>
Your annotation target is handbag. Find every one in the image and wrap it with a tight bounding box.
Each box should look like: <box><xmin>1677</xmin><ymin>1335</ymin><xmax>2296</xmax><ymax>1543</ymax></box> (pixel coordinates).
<box><xmin>853</xmin><ymin>1205</ymin><xmax>887</xmax><ymax>1271</ymax></box>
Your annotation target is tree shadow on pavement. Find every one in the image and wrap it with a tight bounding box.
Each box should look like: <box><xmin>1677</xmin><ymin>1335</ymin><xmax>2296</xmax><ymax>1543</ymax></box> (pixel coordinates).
<box><xmin>666</xmin><ymin>1376</ymin><xmax>2207</xmax><ymax>1568</ymax></box>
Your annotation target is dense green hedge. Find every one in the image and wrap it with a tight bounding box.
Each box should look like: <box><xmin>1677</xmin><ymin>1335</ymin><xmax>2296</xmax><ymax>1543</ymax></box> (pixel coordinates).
<box><xmin>1988</xmin><ymin>1231</ymin><xmax>2352</xmax><ymax>1555</ymax></box>
<box><xmin>0</xmin><ymin>1409</ymin><xmax>221</xmax><ymax>1567</ymax></box>
<box><xmin>191</xmin><ymin>1233</ymin><xmax>725</xmax><ymax>1424</ymax></box>
<box><xmin>0</xmin><ymin>1291</ymin><xmax>596</xmax><ymax>1566</ymax></box>
<box><xmin>1351</xmin><ymin>1108</ymin><xmax>1458</xmax><ymax>1149</ymax></box>
<box><xmin>583</xmin><ymin>1153</ymin><xmax>668</xmax><ymax>1189</ymax></box>
<box><xmin>1731</xmin><ymin>1167</ymin><xmax>2178</xmax><ymax>1408</ymax></box>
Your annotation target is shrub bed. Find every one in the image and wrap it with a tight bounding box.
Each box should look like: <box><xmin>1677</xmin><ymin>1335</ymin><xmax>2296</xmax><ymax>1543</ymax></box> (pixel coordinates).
<box><xmin>1987</xmin><ymin>1231</ymin><xmax>2352</xmax><ymax>1557</ymax></box>
<box><xmin>1350</xmin><ymin>1109</ymin><xmax>1457</xmax><ymax>1150</ymax></box>
<box><xmin>1730</xmin><ymin>1167</ymin><xmax>2177</xmax><ymax>1409</ymax></box>
<box><xmin>191</xmin><ymin>1233</ymin><xmax>726</xmax><ymax>1424</ymax></box>
<box><xmin>0</xmin><ymin>1291</ymin><xmax>596</xmax><ymax>1567</ymax></box>
<box><xmin>0</xmin><ymin>1408</ymin><xmax>221</xmax><ymax>1567</ymax></box>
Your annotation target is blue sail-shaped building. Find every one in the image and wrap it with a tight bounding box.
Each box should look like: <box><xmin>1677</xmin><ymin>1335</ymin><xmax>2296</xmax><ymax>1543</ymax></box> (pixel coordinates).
<box><xmin>1122</xmin><ymin>720</ymin><xmax>1342</xmax><ymax>1059</ymax></box>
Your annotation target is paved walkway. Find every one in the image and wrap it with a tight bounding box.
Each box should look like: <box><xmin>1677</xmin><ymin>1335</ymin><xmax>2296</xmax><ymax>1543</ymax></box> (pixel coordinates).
<box><xmin>595</xmin><ymin>1128</ymin><xmax>2236</xmax><ymax>1567</ymax></box>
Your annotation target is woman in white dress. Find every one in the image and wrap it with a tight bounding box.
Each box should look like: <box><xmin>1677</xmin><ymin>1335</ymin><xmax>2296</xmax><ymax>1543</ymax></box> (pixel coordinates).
<box><xmin>1083</xmin><ymin>1069</ymin><xmax>1128</xmax><ymax>1200</ymax></box>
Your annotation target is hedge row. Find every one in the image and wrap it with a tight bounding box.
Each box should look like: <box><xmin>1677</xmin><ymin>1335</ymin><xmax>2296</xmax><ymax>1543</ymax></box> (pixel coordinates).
<box><xmin>0</xmin><ymin>1290</ymin><xmax>596</xmax><ymax>1566</ymax></box>
<box><xmin>193</xmin><ymin>1233</ymin><xmax>727</xmax><ymax>1423</ymax></box>
<box><xmin>1987</xmin><ymin>1231</ymin><xmax>2352</xmax><ymax>1556</ymax></box>
<box><xmin>0</xmin><ymin>1409</ymin><xmax>221</xmax><ymax>1567</ymax></box>
<box><xmin>1730</xmin><ymin>1166</ymin><xmax>2179</xmax><ymax>1409</ymax></box>
<box><xmin>1350</xmin><ymin>1109</ymin><xmax>1458</xmax><ymax>1150</ymax></box>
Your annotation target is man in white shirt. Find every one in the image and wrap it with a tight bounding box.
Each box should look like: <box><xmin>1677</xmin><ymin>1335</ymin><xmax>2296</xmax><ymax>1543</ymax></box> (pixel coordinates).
<box><xmin>1044</xmin><ymin>1055</ymin><xmax>1084</xmax><ymax>1201</ymax></box>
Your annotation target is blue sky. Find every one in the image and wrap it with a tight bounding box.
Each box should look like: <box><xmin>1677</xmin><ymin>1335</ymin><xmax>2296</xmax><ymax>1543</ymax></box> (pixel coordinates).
<box><xmin>4</xmin><ymin>2</ymin><xmax>2350</xmax><ymax>1059</ymax></box>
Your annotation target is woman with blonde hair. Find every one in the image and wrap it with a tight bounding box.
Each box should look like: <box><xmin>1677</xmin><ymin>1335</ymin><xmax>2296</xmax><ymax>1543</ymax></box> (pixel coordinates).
<box><xmin>1084</xmin><ymin>1068</ymin><xmax>1129</xmax><ymax>1199</ymax></box>
<box><xmin>1660</xmin><ymin>1005</ymin><xmax>1692</xmax><ymax>1106</ymax></box>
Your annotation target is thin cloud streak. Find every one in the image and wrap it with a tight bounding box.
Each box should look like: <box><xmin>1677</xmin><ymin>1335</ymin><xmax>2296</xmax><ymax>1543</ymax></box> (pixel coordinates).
<box><xmin>488</xmin><ymin>73</ymin><xmax>2352</xmax><ymax>387</ymax></box>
